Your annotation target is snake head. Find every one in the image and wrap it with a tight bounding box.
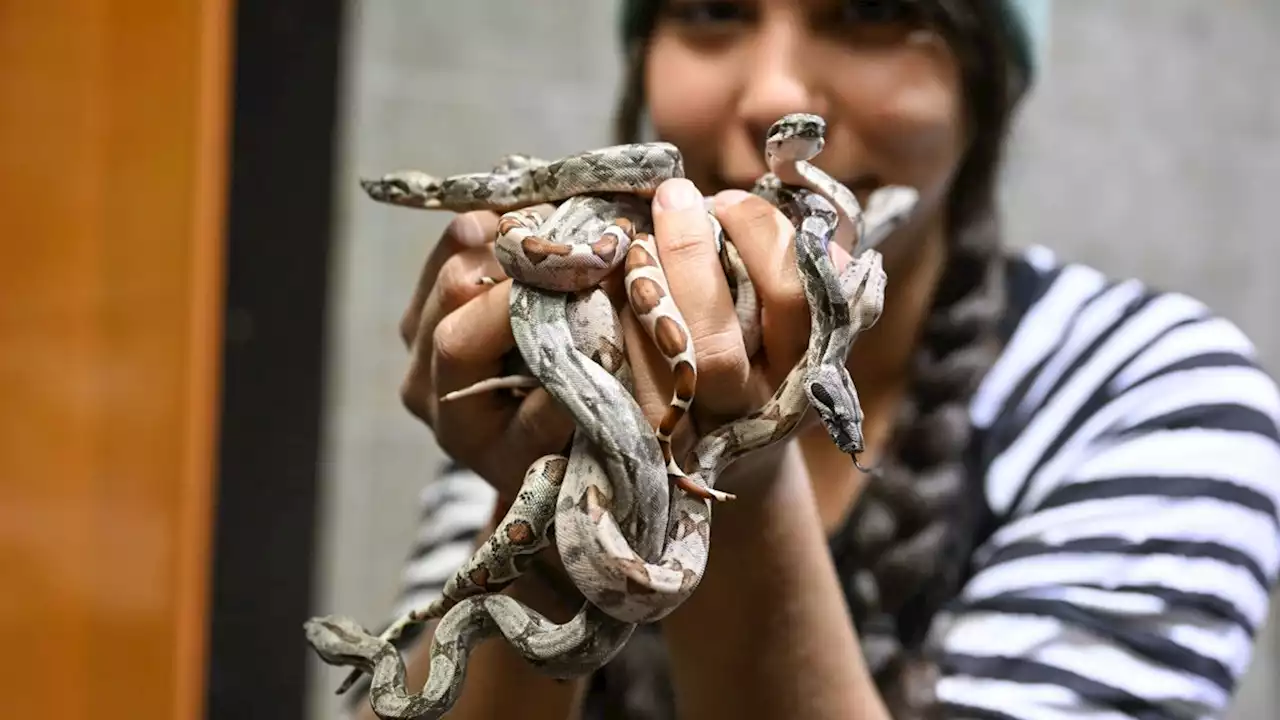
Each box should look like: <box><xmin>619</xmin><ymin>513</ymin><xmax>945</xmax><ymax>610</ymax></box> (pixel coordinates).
<box><xmin>359</xmin><ymin>170</ymin><xmax>443</xmax><ymax>207</ymax></box>
<box><xmin>766</xmin><ymin>113</ymin><xmax>826</xmax><ymax>162</ymax></box>
<box><xmin>304</xmin><ymin>615</ymin><xmax>383</xmax><ymax>672</ymax></box>
<box><xmin>805</xmin><ymin>365</ymin><xmax>865</xmax><ymax>457</ymax></box>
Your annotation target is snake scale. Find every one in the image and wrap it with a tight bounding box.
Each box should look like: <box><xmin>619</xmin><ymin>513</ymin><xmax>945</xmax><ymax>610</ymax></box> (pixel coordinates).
<box><xmin>306</xmin><ymin>114</ymin><xmax>920</xmax><ymax>719</ymax></box>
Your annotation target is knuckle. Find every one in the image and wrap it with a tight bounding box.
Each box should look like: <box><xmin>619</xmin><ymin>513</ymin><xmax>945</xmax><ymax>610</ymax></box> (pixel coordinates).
<box><xmin>511</xmin><ymin>403</ymin><xmax>553</xmax><ymax>449</ymax></box>
<box><xmin>402</xmin><ymin>212</ymin><xmax>496</xmax><ymax>349</ymax></box>
<box><xmin>399</xmin><ymin>306</ymin><xmax>422</xmax><ymax>348</ymax></box>
<box><xmin>688</xmin><ymin>323</ymin><xmax>754</xmax><ymax>422</ymax></box>
<box><xmin>657</xmin><ymin>215</ymin><xmax>715</xmax><ymax>259</ymax></box>
<box><xmin>692</xmin><ymin>323</ymin><xmax>748</xmax><ymax>381</ymax></box>
<box><xmin>730</xmin><ymin>194</ymin><xmax>787</xmax><ymax>234</ymax></box>
<box><xmin>431</xmin><ymin>314</ymin><xmax>466</xmax><ymax>368</ymax></box>
<box><xmin>436</xmin><ymin>255</ymin><xmax>482</xmax><ymax>312</ymax></box>
<box><xmin>443</xmin><ymin>211</ymin><xmax>496</xmax><ymax>248</ymax></box>
<box><xmin>770</xmin><ymin>267</ymin><xmax>807</xmax><ymax>309</ymax></box>
<box><xmin>399</xmin><ymin>365</ymin><xmax>434</xmax><ymax>425</ymax></box>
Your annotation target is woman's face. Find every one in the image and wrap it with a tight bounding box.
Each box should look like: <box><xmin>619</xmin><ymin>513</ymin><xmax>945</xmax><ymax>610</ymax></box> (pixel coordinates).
<box><xmin>645</xmin><ymin>0</ymin><xmax>970</xmax><ymax>240</ymax></box>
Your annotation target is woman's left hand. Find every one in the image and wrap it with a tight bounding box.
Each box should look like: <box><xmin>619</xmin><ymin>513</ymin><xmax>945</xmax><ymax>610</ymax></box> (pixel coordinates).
<box><xmin>619</xmin><ymin>177</ymin><xmax>853</xmax><ymax>493</ymax></box>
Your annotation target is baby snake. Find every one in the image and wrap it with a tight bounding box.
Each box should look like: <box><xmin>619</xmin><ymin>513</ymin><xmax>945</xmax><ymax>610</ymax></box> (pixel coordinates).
<box><xmin>306</xmin><ymin>114</ymin><xmax>919</xmax><ymax>719</ymax></box>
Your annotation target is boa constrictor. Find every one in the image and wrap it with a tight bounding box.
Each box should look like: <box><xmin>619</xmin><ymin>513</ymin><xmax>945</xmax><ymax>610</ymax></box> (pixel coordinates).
<box><xmin>306</xmin><ymin>114</ymin><xmax>919</xmax><ymax>719</ymax></box>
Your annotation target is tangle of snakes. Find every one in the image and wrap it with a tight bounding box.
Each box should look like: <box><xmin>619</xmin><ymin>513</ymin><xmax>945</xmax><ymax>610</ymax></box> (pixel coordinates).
<box><xmin>304</xmin><ymin>114</ymin><xmax>920</xmax><ymax>719</ymax></box>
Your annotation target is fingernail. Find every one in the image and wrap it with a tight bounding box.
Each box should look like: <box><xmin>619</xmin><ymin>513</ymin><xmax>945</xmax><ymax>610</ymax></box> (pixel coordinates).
<box><xmin>655</xmin><ymin>178</ymin><xmax>703</xmax><ymax>212</ymax></box>
<box><xmin>714</xmin><ymin>189</ymin><xmax>752</xmax><ymax>211</ymax></box>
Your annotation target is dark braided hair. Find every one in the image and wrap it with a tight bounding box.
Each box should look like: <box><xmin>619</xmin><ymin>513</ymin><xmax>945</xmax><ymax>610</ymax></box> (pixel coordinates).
<box><xmin>587</xmin><ymin>2</ymin><xmax>1034</xmax><ymax>718</ymax></box>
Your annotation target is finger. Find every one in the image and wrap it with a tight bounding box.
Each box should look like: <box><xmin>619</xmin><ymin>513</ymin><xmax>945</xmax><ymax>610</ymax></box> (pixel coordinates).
<box><xmin>422</xmin><ymin>279</ymin><xmax>517</xmax><ymax>460</ymax></box>
<box><xmin>431</xmin><ymin>283</ymin><xmax>573</xmax><ymax>498</ymax></box>
<box><xmin>406</xmin><ymin>202</ymin><xmax>560</xmax><ymax>350</ymax></box>
<box><xmin>651</xmin><ymin>178</ymin><xmax>751</xmax><ymax>419</ymax></box>
<box><xmin>429</xmin><ymin>278</ymin><xmax>518</xmax><ymax>416</ymax></box>
<box><xmin>400</xmin><ymin>245</ymin><xmax>508</xmax><ymax>422</ymax></box>
<box><xmin>712</xmin><ymin>190</ymin><xmax>811</xmax><ymax>374</ymax></box>
<box><xmin>494</xmin><ymin>388</ymin><xmax>576</xmax><ymax>498</ymax></box>
<box><xmin>829</xmin><ymin>239</ymin><xmax>853</xmax><ymax>273</ymax></box>
<box><xmin>400</xmin><ymin>211</ymin><xmax>499</xmax><ymax>348</ymax></box>
<box><xmin>417</xmin><ymin>244</ymin><xmax>507</xmax><ymax>352</ymax></box>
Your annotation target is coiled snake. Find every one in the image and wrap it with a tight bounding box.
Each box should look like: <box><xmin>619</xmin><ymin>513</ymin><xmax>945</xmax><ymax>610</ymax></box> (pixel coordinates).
<box><xmin>305</xmin><ymin>114</ymin><xmax>919</xmax><ymax>719</ymax></box>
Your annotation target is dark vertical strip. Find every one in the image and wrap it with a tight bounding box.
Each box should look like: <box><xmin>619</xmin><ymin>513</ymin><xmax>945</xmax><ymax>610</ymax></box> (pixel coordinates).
<box><xmin>206</xmin><ymin>0</ymin><xmax>343</xmax><ymax>717</ymax></box>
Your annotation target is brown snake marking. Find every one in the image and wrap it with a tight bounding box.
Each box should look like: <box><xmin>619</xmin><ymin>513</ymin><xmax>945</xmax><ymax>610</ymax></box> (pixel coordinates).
<box><xmin>623</xmin><ymin>229</ymin><xmax>714</xmax><ymax>503</ymax></box>
<box><xmin>308</xmin><ymin>114</ymin><xmax>920</xmax><ymax>719</ymax></box>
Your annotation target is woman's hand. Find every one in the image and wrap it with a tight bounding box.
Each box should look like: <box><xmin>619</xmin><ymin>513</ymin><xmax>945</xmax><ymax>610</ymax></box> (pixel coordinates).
<box><xmin>398</xmin><ymin>177</ymin><xmax>852</xmax><ymax>499</ymax></box>
<box><xmin>624</xmin><ymin>178</ymin><xmax>855</xmax><ymax>492</ymax></box>
<box><xmin>397</xmin><ymin>204</ymin><xmax>577</xmax><ymax>502</ymax></box>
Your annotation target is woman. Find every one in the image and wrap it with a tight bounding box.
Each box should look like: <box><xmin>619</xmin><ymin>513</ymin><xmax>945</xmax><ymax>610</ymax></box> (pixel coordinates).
<box><xmin>347</xmin><ymin>1</ymin><xmax>1280</xmax><ymax>718</ymax></box>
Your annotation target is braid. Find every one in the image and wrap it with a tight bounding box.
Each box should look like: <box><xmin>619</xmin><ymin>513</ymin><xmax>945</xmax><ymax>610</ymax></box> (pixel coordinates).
<box><xmin>830</xmin><ymin>2</ymin><xmax>1025</xmax><ymax>717</ymax></box>
<box><xmin>613</xmin><ymin>42</ymin><xmax>649</xmax><ymax>144</ymax></box>
<box><xmin>592</xmin><ymin>3</ymin><xmax>1029</xmax><ymax>718</ymax></box>
<box><xmin>828</xmin><ymin>207</ymin><xmax>1006</xmax><ymax>719</ymax></box>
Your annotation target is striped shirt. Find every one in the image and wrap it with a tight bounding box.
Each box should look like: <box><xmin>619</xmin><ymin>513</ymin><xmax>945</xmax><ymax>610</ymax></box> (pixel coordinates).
<box><xmin>358</xmin><ymin>244</ymin><xmax>1280</xmax><ymax>718</ymax></box>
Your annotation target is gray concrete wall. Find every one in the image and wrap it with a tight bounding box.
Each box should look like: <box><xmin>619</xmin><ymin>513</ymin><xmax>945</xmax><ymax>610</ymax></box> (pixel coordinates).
<box><xmin>310</xmin><ymin>2</ymin><xmax>1280</xmax><ymax>718</ymax></box>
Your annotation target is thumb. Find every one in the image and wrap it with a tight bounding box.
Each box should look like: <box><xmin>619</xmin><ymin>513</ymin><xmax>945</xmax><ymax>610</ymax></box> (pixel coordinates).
<box><xmin>650</xmin><ymin>178</ymin><xmax>753</xmax><ymax>421</ymax></box>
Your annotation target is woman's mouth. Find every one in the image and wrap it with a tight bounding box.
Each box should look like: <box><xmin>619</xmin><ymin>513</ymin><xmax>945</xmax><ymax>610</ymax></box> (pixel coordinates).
<box><xmin>711</xmin><ymin>172</ymin><xmax>886</xmax><ymax>210</ymax></box>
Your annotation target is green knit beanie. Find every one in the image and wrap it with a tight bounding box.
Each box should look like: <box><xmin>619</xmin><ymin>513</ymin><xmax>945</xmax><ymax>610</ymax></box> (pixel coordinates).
<box><xmin>619</xmin><ymin>0</ymin><xmax>1051</xmax><ymax>84</ymax></box>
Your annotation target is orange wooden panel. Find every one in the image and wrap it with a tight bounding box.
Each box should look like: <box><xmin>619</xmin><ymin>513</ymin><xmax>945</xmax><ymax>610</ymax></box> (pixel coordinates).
<box><xmin>0</xmin><ymin>1</ymin><xmax>232</xmax><ymax>718</ymax></box>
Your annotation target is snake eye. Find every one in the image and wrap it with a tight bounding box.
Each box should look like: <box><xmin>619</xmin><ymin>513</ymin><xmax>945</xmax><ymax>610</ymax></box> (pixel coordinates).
<box><xmin>808</xmin><ymin>381</ymin><xmax>837</xmax><ymax>413</ymax></box>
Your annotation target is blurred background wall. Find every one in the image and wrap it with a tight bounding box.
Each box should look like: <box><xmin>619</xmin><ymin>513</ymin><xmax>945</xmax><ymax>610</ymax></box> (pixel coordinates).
<box><xmin>310</xmin><ymin>1</ymin><xmax>1280</xmax><ymax>718</ymax></box>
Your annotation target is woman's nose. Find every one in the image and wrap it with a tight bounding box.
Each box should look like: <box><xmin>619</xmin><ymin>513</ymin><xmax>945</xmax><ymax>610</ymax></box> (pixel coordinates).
<box><xmin>736</xmin><ymin>21</ymin><xmax>822</xmax><ymax>142</ymax></box>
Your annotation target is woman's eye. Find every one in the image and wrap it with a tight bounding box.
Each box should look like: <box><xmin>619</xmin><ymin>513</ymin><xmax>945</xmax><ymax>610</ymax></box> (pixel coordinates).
<box><xmin>834</xmin><ymin>0</ymin><xmax>916</xmax><ymax>24</ymax></box>
<box><xmin>664</xmin><ymin>0</ymin><xmax>753</xmax><ymax>26</ymax></box>
<box><xmin>817</xmin><ymin>0</ymin><xmax>923</xmax><ymax>43</ymax></box>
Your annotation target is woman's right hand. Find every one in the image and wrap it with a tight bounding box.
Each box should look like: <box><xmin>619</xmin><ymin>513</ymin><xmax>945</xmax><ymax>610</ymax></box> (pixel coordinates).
<box><xmin>398</xmin><ymin>206</ymin><xmax>577</xmax><ymax>502</ymax></box>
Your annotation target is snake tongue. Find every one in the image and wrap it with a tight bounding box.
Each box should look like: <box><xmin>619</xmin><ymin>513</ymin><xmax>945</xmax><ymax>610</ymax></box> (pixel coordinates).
<box><xmin>334</xmin><ymin>670</ymin><xmax>363</xmax><ymax>696</ymax></box>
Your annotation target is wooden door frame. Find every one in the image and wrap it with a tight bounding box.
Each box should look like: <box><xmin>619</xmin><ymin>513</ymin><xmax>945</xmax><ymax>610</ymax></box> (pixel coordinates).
<box><xmin>205</xmin><ymin>0</ymin><xmax>344</xmax><ymax>717</ymax></box>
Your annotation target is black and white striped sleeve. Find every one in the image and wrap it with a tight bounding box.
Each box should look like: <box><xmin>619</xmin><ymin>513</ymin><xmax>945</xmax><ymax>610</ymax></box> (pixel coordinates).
<box><xmin>937</xmin><ymin>283</ymin><xmax>1280</xmax><ymax>719</ymax></box>
<box><xmin>344</xmin><ymin>460</ymin><xmax>496</xmax><ymax>708</ymax></box>
<box><xmin>386</xmin><ymin>460</ymin><xmax>497</xmax><ymax>624</ymax></box>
